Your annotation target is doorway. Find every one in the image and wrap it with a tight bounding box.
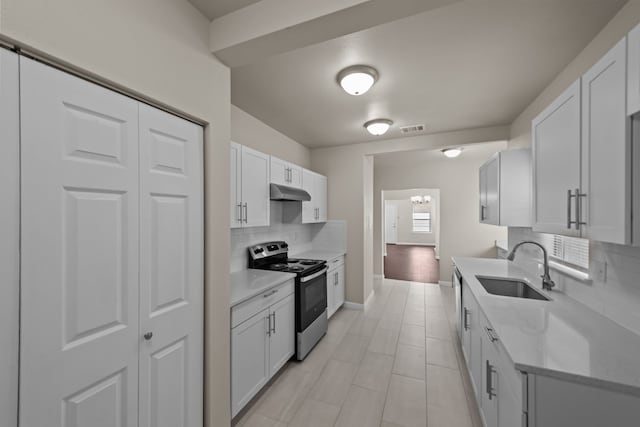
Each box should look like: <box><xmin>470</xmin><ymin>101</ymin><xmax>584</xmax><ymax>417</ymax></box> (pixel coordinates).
<box><xmin>382</xmin><ymin>189</ymin><xmax>440</xmax><ymax>283</ymax></box>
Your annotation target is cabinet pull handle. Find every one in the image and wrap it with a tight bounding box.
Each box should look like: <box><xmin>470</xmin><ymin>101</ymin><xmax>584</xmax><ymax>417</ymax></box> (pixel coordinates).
<box><xmin>481</xmin><ymin>205</ymin><xmax>486</xmax><ymax>221</ymax></box>
<box><xmin>486</xmin><ymin>360</ymin><xmax>496</xmax><ymax>400</ymax></box>
<box><xmin>271</xmin><ymin>312</ymin><xmax>276</xmax><ymax>334</ymax></box>
<box><xmin>267</xmin><ymin>314</ymin><xmax>271</xmax><ymax>336</ymax></box>
<box><xmin>577</xmin><ymin>189</ymin><xmax>587</xmax><ymax>230</ymax></box>
<box><xmin>237</xmin><ymin>204</ymin><xmax>243</xmax><ymax>223</ymax></box>
<box><xmin>243</xmin><ymin>203</ymin><xmax>248</xmax><ymax>223</ymax></box>
<box><xmin>463</xmin><ymin>308</ymin><xmax>470</xmax><ymax>331</ymax></box>
<box><xmin>263</xmin><ymin>289</ymin><xmax>278</xmax><ymax>298</ymax></box>
<box><xmin>485</xmin><ymin>327</ymin><xmax>499</xmax><ymax>342</ymax></box>
<box><xmin>567</xmin><ymin>189</ymin><xmax>575</xmax><ymax>229</ymax></box>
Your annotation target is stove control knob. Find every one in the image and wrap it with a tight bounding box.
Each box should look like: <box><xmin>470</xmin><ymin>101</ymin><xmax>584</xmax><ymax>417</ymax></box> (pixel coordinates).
<box><xmin>254</xmin><ymin>248</ymin><xmax>264</xmax><ymax>254</ymax></box>
<box><xmin>281</xmin><ymin>243</ymin><xmax>288</xmax><ymax>248</ymax></box>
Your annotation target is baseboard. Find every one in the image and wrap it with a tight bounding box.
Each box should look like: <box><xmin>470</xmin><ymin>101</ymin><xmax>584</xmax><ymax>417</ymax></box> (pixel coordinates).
<box><xmin>364</xmin><ymin>289</ymin><xmax>374</xmax><ymax>310</ymax></box>
<box><xmin>373</xmin><ymin>274</ymin><xmax>384</xmax><ymax>279</ymax></box>
<box><xmin>343</xmin><ymin>301</ymin><xmax>364</xmax><ymax>310</ymax></box>
<box><xmin>439</xmin><ymin>280</ymin><xmax>453</xmax><ymax>287</ymax></box>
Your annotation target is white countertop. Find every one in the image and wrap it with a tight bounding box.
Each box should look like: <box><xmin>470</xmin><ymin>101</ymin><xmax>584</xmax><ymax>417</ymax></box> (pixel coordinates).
<box><xmin>453</xmin><ymin>257</ymin><xmax>640</xmax><ymax>396</ymax></box>
<box><xmin>292</xmin><ymin>250</ymin><xmax>345</xmax><ymax>262</ymax></box>
<box><xmin>230</xmin><ymin>269</ymin><xmax>296</xmax><ymax>307</ymax></box>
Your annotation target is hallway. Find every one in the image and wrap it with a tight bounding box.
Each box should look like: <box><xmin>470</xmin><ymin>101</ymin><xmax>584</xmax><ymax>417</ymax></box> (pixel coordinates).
<box><xmin>384</xmin><ymin>244</ymin><xmax>440</xmax><ymax>284</ymax></box>
<box><xmin>234</xmin><ymin>278</ymin><xmax>481</xmax><ymax>427</ymax></box>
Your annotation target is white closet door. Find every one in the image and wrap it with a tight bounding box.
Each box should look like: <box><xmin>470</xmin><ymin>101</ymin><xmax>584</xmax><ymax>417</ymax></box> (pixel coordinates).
<box><xmin>20</xmin><ymin>57</ymin><xmax>140</xmax><ymax>426</ymax></box>
<box><xmin>0</xmin><ymin>48</ymin><xmax>19</xmax><ymax>427</ymax></box>
<box><xmin>138</xmin><ymin>104</ymin><xmax>203</xmax><ymax>427</ymax></box>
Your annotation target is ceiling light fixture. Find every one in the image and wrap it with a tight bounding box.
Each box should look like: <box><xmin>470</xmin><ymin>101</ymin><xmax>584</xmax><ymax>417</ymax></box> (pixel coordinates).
<box><xmin>364</xmin><ymin>119</ymin><xmax>393</xmax><ymax>136</ymax></box>
<box><xmin>337</xmin><ymin>65</ymin><xmax>379</xmax><ymax>96</ymax></box>
<box><xmin>442</xmin><ymin>148</ymin><xmax>463</xmax><ymax>158</ymax></box>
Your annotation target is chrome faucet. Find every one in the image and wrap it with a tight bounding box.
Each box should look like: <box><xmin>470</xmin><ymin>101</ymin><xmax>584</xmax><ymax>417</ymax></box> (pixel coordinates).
<box><xmin>507</xmin><ymin>241</ymin><xmax>556</xmax><ymax>291</ymax></box>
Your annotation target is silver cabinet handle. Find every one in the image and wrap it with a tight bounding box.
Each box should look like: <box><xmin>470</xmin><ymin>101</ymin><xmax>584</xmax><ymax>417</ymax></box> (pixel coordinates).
<box><xmin>463</xmin><ymin>308</ymin><xmax>470</xmax><ymax>331</ymax></box>
<box><xmin>263</xmin><ymin>289</ymin><xmax>278</xmax><ymax>298</ymax></box>
<box><xmin>485</xmin><ymin>327</ymin><xmax>499</xmax><ymax>342</ymax></box>
<box><xmin>577</xmin><ymin>188</ymin><xmax>587</xmax><ymax>230</ymax></box>
<box><xmin>271</xmin><ymin>312</ymin><xmax>276</xmax><ymax>334</ymax></box>
<box><xmin>288</xmin><ymin>168</ymin><xmax>292</xmax><ymax>183</ymax></box>
<box><xmin>237</xmin><ymin>204</ymin><xmax>243</xmax><ymax>223</ymax></box>
<box><xmin>334</xmin><ymin>272</ymin><xmax>338</xmax><ymax>286</ymax></box>
<box><xmin>486</xmin><ymin>360</ymin><xmax>496</xmax><ymax>400</ymax></box>
<box><xmin>243</xmin><ymin>203</ymin><xmax>248</xmax><ymax>223</ymax></box>
<box><xmin>567</xmin><ymin>189</ymin><xmax>575</xmax><ymax>229</ymax></box>
<box><xmin>267</xmin><ymin>314</ymin><xmax>271</xmax><ymax>336</ymax></box>
<box><xmin>480</xmin><ymin>205</ymin><xmax>486</xmax><ymax>221</ymax></box>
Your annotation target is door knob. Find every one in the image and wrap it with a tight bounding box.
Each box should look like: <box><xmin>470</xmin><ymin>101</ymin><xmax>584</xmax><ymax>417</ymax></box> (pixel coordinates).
<box><xmin>143</xmin><ymin>332</ymin><xmax>153</xmax><ymax>340</ymax></box>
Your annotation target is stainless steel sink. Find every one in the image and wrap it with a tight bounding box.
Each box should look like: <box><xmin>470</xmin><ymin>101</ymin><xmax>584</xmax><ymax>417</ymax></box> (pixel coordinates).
<box><xmin>475</xmin><ymin>276</ymin><xmax>550</xmax><ymax>301</ymax></box>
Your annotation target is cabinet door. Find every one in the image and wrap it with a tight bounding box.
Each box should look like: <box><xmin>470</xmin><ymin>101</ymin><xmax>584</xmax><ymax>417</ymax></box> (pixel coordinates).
<box><xmin>241</xmin><ymin>146</ymin><xmax>270</xmax><ymax>227</ymax></box>
<box><xmin>479</xmin><ymin>163</ymin><xmax>488</xmax><ymax>223</ymax></box>
<box><xmin>138</xmin><ymin>104</ymin><xmax>204</xmax><ymax>427</ymax></box>
<box><xmin>481</xmin><ymin>326</ymin><xmax>499</xmax><ymax>427</ymax></box>
<box><xmin>496</xmin><ymin>347</ymin><xmax>523</xmax><ymax>427</ymax></box>
<box><xmin>0</xmin><ymin>48</ymin><xmax>19</xmax><ymax>427</ymax></box>
<box><xmin>302</xmin><ymin>168</ymin><xmax>316</xmax><ymax>223</ymax></box>
<box><xmin>462</xmin><ymin>284</ymin><xmax>482</xmax><ymax>399</ymax></box>
<box><xmin>230</xmin><ymin>142</ymin><xmax>243</xmax><ymax>228</ymax></box>
<box><xmin>628</xmin><ymin>23</ymin><xmax>640</xmax><ymax>115</ymax></box>
<box><xmin>316</xmin><ymin>174</ymin><xmax>328</xmax><ymax>222</ymax></box>
<box><xmin>270</xmin><ymin>156</ymin><xmax>289</xmax><ymax>186</ymax></box>
<box><xmin>532</xmin><ymin>80</ymin><xmax>582</xmax><ymax>236</ymax></box>
<box><xmin>20</xmin><ymin>57</ymin><xmax>140</xmax><ymax>427</ymax></box>
<box><xmin>268</xmin><ymin>294</ymin><xmax>295</xmax><ymax>376</ymax></box>
<box><xmin>485</xmin><ymin>156</ymin><xmax>500</xmax><ymax>225</ymax></box>
<box><xmin>327</xmin><ymin>268</ymin><xmax>336</xmax><ymax>318</ymax></box>
<box><xmin>334</xmin><ymin>264</ymin><xmax>345</xmax><ymax>311</ymax></box>
<box><xmin>581</xmin><ymin>38</ymin><xmax>630</xmax><ymax>244</ymax></box>
<box><xmin>231</xmin><ymin>309</ymin><xmax>270</xmax><ymax>418</ymax></box>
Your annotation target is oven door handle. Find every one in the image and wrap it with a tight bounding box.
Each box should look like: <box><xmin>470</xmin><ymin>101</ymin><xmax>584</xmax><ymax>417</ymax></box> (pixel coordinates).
<box><xmin>300</xmin><ymin>266</ymin><xmax>328</xmax><ymax>283</ymax></box>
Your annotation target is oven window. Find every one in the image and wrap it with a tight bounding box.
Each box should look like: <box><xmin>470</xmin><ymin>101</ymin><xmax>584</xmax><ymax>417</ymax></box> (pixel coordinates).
<box><xmin>304</xmin><ymin>277</ymin><xmax>325</xmax><ymax>312</ymax></box>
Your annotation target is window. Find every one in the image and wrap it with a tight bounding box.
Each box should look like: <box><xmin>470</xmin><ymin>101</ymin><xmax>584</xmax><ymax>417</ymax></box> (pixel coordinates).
<box><xmin>542</xmin><ymin>234</ymin><xmax>589</xmax><ymax>270</ymax></box>
<box><xmin>412</xmin><ymin>206</ymin><xmax>431</xmax><ymax>233</ymax></box>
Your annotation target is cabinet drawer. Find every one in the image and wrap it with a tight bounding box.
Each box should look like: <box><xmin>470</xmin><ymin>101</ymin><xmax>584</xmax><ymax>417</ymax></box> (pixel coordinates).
<box><xmin>327</xmin><ymin>255</ymin><xmax>345</xmax><ymax>271</ymax></box>
<box><xmin>232</xmin><ymin>280</ymin><xmax>294</xmax><ymax>328</ymax></box>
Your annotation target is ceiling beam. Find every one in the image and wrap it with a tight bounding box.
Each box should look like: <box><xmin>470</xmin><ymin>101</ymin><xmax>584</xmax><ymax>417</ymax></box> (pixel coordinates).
<box><xmin>210</xmin><ymin>0</ymin><xmax>460</xmax><ymax>68</ymax></box>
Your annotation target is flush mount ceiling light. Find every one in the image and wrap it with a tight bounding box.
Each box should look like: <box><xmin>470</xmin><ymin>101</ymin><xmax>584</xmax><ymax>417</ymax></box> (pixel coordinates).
<box><xmin>364</xmin><ymin>119</ymin><xmax>393</xmax><ymax>136</ymax></box>
<box><xmin>337</xmin><ymin>65</ymin><xmax>379</xmax><ymax>96</ymax></box>
<box><xmin>442</xmin><ymin>147</ymin><xmax>463</xmax><ymax>158</ymax></box>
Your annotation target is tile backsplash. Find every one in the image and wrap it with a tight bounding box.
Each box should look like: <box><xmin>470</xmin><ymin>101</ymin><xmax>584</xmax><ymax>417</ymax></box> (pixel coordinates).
<box><xmin>508</xmin><ymin>227</ymin><xmax>640</xmax><ymax>336</ymax></box>
<box><xmin>230</xmin><ymin>202</ymin><xmax>346</xmax><ymax>273</ymax></box>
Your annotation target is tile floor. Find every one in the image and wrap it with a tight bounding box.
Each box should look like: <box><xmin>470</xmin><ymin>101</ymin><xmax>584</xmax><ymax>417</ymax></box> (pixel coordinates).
<box><xmin>234</xmin><ymin>278</ymin><xmax>482</xmax><ymax>427</ymax></box>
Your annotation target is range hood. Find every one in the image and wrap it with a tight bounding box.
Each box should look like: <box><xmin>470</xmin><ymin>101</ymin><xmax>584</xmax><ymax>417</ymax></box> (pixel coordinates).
<box><xmin>270</xmin><ymin>183</ymin><xmax>311</xmax><ymax>201</ymax></box>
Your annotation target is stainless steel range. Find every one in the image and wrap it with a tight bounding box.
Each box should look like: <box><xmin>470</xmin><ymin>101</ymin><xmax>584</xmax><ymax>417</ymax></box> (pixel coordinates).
<box><xmin>248</xmin><ymin>241</ymin><xmax>328</xmax><ymax>360</ymax></box>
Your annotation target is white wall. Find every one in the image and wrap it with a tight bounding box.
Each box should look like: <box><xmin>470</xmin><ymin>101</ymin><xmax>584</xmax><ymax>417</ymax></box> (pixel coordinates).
<box><xmin>505</xmin><ymin>1</ymin><xmax>640</xmax><ymax>335</ymax></box>
<box><xmin>231</xmin><ymin>104</ymin><xmax>311</xmax><ymax>168</ymax></box>
<box><xmin>311</xmin><ymin>125</ymin><xmax>510</xmax><ymax>303</ymax></box>
<box><xmin>0</xmin><ymin>1</ymin><xmax>232</xmax><ymax>424</ymax></box>
<box><xmin>373</xmin><ymin>142</ymin><xmax>509</xmax><ymax>282</ymax></box>
<box><xmin>384</xmin><ymin>189</ymin><xmax>440</xmax><ymax>246</ymax></box>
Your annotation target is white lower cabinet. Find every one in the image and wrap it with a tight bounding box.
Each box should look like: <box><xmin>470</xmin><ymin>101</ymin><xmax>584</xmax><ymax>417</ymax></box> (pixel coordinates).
<box><xmin>327</xmin><ymin>256</ymin><xmax>346</xmax><ymax>318</ymax></box>
<box><xmin>231</xmin><ymin>281</ymin><xmax>295</xmax><ymax>418</ymax></box>
<box><xmin>460</xmin><ymin>278</ymin><xmax>640</xmax><ymax>427</ymax></box>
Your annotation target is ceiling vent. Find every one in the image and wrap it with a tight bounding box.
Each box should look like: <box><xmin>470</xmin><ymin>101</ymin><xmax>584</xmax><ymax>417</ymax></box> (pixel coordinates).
<box><xmin>400</xmin><ymin>124</ymin><xmax>426</xmax><ymax>134</ymax></box>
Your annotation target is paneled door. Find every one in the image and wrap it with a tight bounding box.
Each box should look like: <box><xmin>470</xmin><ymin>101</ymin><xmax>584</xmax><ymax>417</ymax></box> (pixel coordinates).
<box><xmin>138</xmin><ymin>104</ymin><xmax>203</xmax><ymax>427</ymax></box>
<box><xmin>0</xmin><ymin>47</ymin><xmax>19</xmax><ymax>427</ymax></box>
<box><xmin>20</xmin><ymin>57</ymin><xmax>140</xmax><ymax>426</ymax></box>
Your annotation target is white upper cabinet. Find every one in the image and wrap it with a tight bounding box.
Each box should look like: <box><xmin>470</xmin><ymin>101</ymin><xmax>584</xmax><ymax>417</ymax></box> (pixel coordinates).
<box><xmin>479</xmin><ymin>149</ymin><xmax>531</xmax><ymax>227</ymax></box>
<box><xmin>627</xmin><ymin>23</ymin><xmax>640</xmax><ymax>115</ymax></box>
<box><xmin>581</xmin><ymin>37</ymin><xmax>629</xmax><ymax>244</ymax></box>
<box><xmin>532</xmin><ymin>80</ymin><xmax>582</xmax><ymax>237</ymax></box>
<box><xmin>270</xmin><ymin>156</ymin><xmax>302</xmax><ymax>188</ymax></box>
<box><xmin>230</xmin><ymin>143</ymin><xmax>270</xmax><ymax>228</ymax></box>
<box><xmin>302</xmin><ymin>169</ymin><xmax>328</xmax><ymax>223</ymax></box>
<box><xmin>533</xmin><ymin>37</ymin><xmax>630</xmax><ymax>245</ymax></box>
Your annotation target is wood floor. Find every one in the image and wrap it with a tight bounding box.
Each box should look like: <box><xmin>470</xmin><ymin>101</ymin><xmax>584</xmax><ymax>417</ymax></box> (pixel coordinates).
<box><xmin>233</xmin><ymin>279</ymin><xmax>482</xmax><ymax>427</ymax></box>
<box><xmin>384</xmin><ymin>244</ymin><xmax>440</xmax><ymax>283</ymax></box>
